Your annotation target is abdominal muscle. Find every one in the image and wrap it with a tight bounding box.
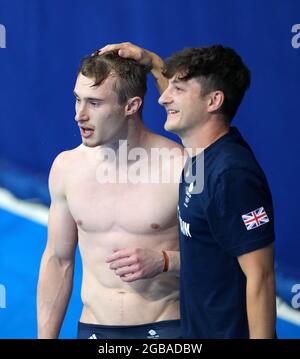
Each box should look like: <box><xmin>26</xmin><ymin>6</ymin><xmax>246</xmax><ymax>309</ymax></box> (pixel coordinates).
<box><xmin>78</xmin><ymin>229</ymin><xmax>180</xmax><ymax>325</ymax></box>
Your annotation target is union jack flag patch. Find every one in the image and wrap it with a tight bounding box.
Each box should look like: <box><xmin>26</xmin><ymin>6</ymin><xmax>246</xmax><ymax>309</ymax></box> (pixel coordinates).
<box><xmin>241</xmin><ymin>207</ymin><xmax>270</xmax><ymax>231</ymax></box>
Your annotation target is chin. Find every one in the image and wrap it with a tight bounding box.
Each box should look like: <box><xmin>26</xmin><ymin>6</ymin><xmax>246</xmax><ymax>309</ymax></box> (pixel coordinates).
<box><xmin>164</xmin><ymin>121</ymin><xmax>179</xmax><ymax>134</ymax></box>
<box><xmin>82</xmin><ymin>138</ymin><xmax>100</xmax><ymax>148</ymax></box>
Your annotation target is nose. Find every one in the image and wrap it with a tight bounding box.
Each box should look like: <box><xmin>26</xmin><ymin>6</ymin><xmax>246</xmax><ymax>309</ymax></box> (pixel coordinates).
<box><xmin>75</xmin><ymin>102</ymin><xmax>89</xmax><ymax>122</ymax></box>
<box><xmin>158</xmin><ymin>87</ymin><xmax>172</xmax><ymax>106</ymax></box>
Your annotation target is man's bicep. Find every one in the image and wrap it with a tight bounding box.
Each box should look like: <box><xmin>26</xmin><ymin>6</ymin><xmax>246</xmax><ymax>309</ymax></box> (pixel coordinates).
<box><xmin>238</xmin><ymin>243</ymin><xmax>275</xmax><ymax>278</ymax></box>
<box><xmin>47</xmin><ymin>201</ymin><xmax>77</xmax><ymax>261</ymax></box>
<box><xmin>46</xmin><ymin>152</ymin><xmax>77</xmax><ymax>261</ymax></box>
<box><xmin>207</xmin><ymin>168</ymin><xmax>275</xmax><ymax>256</ymax></box>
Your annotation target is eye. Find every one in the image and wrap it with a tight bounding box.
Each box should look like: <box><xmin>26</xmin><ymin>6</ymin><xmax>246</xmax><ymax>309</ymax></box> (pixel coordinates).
<box><xmin>75</xmin><ymin>98</ymin><xmax>81</xmax><ymax>103</ymax></box>
<box><xmin>175</xmin><ymin>86</ymin><xmax>184</xmax><ymax>92</ymax></box>
<box><xmin>89</xmin><ymin>101</ymin><xmax>100</xmax><ymax>107</ymax></box>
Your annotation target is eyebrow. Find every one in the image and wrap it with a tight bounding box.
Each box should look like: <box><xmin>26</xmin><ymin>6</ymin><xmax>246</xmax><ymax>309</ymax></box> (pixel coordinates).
<box><xmin>170</xmin><ymin>78</ymin><xmax>185</xmax><ymax>85</ymax></box>
<box><xmin>73</xmin><ymin>91</ymin><xmax>103</xmax><ymax>101</ymax></box>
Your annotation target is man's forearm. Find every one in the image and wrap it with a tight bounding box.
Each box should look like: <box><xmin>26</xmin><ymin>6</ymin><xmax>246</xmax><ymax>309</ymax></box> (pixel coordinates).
<box><xmin>37</xmin><ymin>254</ymin><xmax>74</xmax><ymax>338</ymax></box>
<box><xmin>246</xmin><ymin>271</ymin><xmax>276</xmax><ymax>339</ymax></box>
<box><xmin>148</xmin><ymin>51</ymin><xmax>169</xmax><ymax>94</ymax></box>
<box><xmin>165</xmin><ymin>250</ymin><xmax>180</xmax><ymax>277</ymax></box>
<box><xmin>98</xmin><ymin>43</ymin><xmax>168</xmax><ymax>94</ymax></box>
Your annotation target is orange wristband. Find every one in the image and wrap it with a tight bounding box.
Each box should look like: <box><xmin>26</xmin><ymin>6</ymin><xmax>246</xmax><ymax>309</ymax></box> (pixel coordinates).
<box><xmin>162</xmin><ymin>250</ymin><xmax>169</xmax><ymax>272</ymax></box>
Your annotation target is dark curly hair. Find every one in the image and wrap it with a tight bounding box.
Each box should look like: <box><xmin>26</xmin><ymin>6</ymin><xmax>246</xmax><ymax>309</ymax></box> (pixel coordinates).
<box><xmin>78</xmin><ymin>51</ymin><xmax>148</xmax><ymax>110</ymax></box>
<box><xmin>163</xmin><ymin>45</ymin><xmax>251</xmax><ymax>121</ymax></box>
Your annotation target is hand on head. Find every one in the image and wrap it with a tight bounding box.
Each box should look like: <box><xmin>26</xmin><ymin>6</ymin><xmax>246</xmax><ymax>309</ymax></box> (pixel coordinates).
<box><xmin>95</xmin><ymin>42</ymin><xmax>154</xmax><ymax>70</ymax></box>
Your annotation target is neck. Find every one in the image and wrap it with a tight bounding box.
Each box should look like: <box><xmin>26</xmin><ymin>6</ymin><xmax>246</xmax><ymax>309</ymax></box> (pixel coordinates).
<box><xmin>96</xmin><ymin>115</ymin><xmax>148</xmax><ymax>159</ymax></box>
<box><xmin>181</xmin><ymin>117</ymin><xmax>230</xmax><ymax>156</ymax></box>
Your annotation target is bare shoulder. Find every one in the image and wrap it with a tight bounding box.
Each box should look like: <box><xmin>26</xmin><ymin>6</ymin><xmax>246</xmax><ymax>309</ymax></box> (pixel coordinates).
<box><xmin>147</xmin><ymin>133</ymin><xmax>184</xmax><ymax>162</ymax></box>
<box><xmin>50</xmin><ymin>146</ymin><xmax>81</xmax><ymax>174</ymax></box>
<box><xmin>49</xmin><ymin>146</ymin><xmax>82</xmax><ymax>197</ymax></box>
<box><xmin>146</xmin><ymin>132</ymin><xmax>186</xmax><ymax>178</ymax></box>
<box><xmin>148</xmin><ymin>132</ymin><xmax>183</xmax><ymax>151</ymax></box>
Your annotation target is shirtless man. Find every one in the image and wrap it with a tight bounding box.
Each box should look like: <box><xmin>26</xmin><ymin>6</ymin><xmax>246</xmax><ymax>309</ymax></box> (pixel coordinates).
<box><xmin>37</xmin><ymin>51</ymin><xmax>183</xmax><ymax>339</ymax></box>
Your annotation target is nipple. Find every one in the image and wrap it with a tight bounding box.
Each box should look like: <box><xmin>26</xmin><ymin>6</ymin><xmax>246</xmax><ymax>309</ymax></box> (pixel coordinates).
<box><xmin>151</xmin><ymin>223</ymin><xmax>160</xmax><ymax>230</ymax></box>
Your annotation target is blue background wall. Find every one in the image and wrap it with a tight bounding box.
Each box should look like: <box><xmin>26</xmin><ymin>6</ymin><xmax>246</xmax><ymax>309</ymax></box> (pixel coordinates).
<box><xmin>0</xmin><ymin>0</ymin><xmax>300</xmax><ymax>337</ymax></box>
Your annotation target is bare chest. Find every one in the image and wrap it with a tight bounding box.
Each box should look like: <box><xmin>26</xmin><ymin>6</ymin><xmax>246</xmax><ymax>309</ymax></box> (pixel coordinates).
<box><xmin>65</xmin><ymin>166</ymin><xmax>178</xmax><ymax>235</ymax></box>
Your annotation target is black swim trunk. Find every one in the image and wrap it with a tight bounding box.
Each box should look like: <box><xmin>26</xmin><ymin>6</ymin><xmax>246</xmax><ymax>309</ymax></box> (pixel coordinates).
<box><xmin>77</xmin><ymin>319</ymin><xmax>181</xmax><ymax>339</ymax></box>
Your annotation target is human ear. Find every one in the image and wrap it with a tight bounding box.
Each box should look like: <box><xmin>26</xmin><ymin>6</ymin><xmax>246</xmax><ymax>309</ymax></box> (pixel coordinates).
<box><xmin>125</xmin><ymin>97</ymin><xmax>143</xmax><ymax>116</ymax></box>
<box><xmin>207</xmin><ymin>91</ymin><xmax>224</xmax><ymax>113</ymax></box>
